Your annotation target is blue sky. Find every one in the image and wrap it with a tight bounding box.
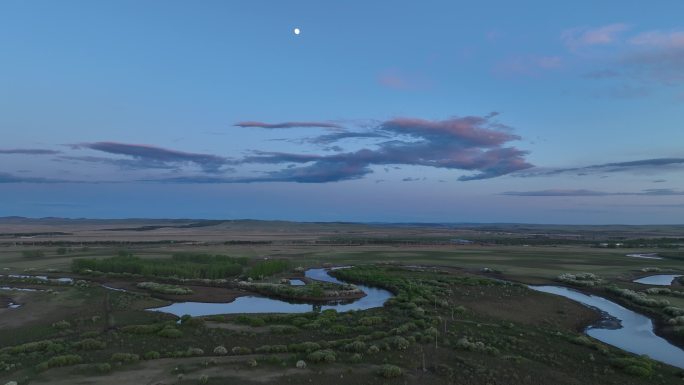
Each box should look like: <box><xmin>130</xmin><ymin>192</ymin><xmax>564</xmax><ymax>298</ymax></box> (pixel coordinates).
<box><xmin>1</xmin><ymin>0</ymin><xmax>683</xmax><ymax>223</ymax></box>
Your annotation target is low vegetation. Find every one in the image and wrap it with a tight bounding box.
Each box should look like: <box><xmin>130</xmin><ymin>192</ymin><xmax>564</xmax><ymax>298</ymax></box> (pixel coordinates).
<box><xmin>136</xmin><ymin>282</ymin><xmax>193</xmax><ymax>295</ymax></box>
<box><xmin>2</xmin><ymin>227</ymin><xmax>684</xmax><ymax>385</ymax></box>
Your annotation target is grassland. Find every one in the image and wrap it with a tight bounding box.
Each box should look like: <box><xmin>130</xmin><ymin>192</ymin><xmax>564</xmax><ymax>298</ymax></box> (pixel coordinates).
<box><xmin>1</xmin><ymin>218</ymin><xmax>684</xmax><ymax>384</ymax></box>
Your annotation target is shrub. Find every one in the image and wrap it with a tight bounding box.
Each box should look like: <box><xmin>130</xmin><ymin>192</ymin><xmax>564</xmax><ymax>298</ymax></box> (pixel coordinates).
<box><xmin>570</xmin><ymin>336</ymin><xmax>596</xmax><ymax>348</ymax></box>
<box><xmin>231</xmin><ymin>346</ymin><xmax>252</xmax><ymax>355</ymax></box>
<box><xmin>269</xmin><ymin>325</ymin><xmax>298</xmax><ymax>334</ymax></box>
<box><xmin>144</xmin><ymin>351</ymin><xmax>161</xmax><ymax>360</ymax></box>
<box><xmin>349</xmin><ymin>353</ymin><xmax>363</xmax><ymax>363</ymax></box>
<box><xmin>558</xmin><ymin>273</ymin><xmax>603</xmax><ymax>287</ymax></box>
<box><xmin>307</xmin><ymin>349</ymin><xmax>336</xmax><ymax>363</ymax></box>
<box><xmin>610</xmin><ymin>357</ymin><xmax>653</xmax><ymax>377</ymax></box>
<box><xmin>664</xmin><ymin>306</ymin><xmax>684</xmax><ymax>316</ymax></box>
<box><xmin>255</xmin><ymin>345</ymin><xmax>272</xmax><ymax>354</ymax></box>
<box><xmin>71</xmin><ymin>254</ymin><xmax>244</xmax><ymax>279</ymax></box>
<box><xmin>52</xmin><ymin>320</ymin><xmax>71</xmax><ymax>330</ymax></box>
<box><xmin>93</xmin><ymin>362</ymin><xmax>112</xmax><ymax>373</ymax></box>
<box><xmin>213</xmin><ymin>346</ymin><xmax>228</xmax><ymax>355</ymax></box>
<box><xmin>378</xmin><ymin>364</ymin><xmax>403</xmax><ymax>378</ymax></box>
<box><xmin>46</xmin><ymin>354</ymin><xmax>82</xmax><ymax>368</ymax></box>
<box><xmin>157</xmin><ymin>327</ymin><xmax>183</xmax><ymax>338</ymax></box>
<box><xmin>74</xmin><ymin>338</ymin><xmax>106</xmax><ymax>350</ymax></box>
<box><xmin>454</xmin><ymin>337</ymin><xmax>499</xmax><ymax>355</ymax></box>
<box><xmin>394</xmin><ymin>322</ymin><xmax>415</xmax><ymax>334</ymax></box>
<box><xmin>121</xmin><ymin>324</ymin><xmax>163</xmax><ymax>335</ymax></box>
<box><xmin>387</xmin><ymin>336</ymin><xmax>410</xmax><ymax>350</ymax></box>
<box><xmin>199</xmin><ymin>374</ymin><xmax>210</xmax><ymax>384</ymax></box>
<box><xmin>137</xmin><ymin>282</ymin><xmax>193</xmax><ymax>295</ymax></box>
<box><xmin>247</xmin><ymin>359</ymin><xmax>258</xmax><ymax>367</ymax></box>
<box><xmin>343</xmin><ymin>341</ymin><xmax>366</xmax><ymax>353</ymax></box>
<box><xmin>367</xmin><ymin>345</ymin><xmax>380</xmax><ymax>354</ymax></box>
<box><xmin>359</xmin><ymin>316</ymin><xmax>384</xmax><ymax>326</ymax></box>
<box><xmin>110</xmin><ymin>353</ymin><xmax>140</xmax><ymax>363</ymax></box>
<box><xmin>606</xmin><ymin>286</ymin><xmax>670</xmax><ymax>307</ymax></box>
<box><xmin>247</xmin><ymin>259</ymin><xmax>290</xmax><ymax>279</ymax></box>
<box><xmin>296</xmin><ymin>360</ymin><xmax>307</xmax><ymax>369</ymax></box>
<box><xmin>624</xmin><ymin>366</ymin><xmax>651</xmax><ymax>377</ymax></box>
<box><xmin>187</xmin><ymin>347</ymin><xmax>204</xmax><ymax>356</ymax></box>
<box><xmin>288</xmin><ymin>342</ymin><xmax>320</xmax><ymax>353</ymax></box>
<box><xmin>645</xmin><ymin>287</ymin><xmax>671</xmax><ymax>295</ymax></box>
<box><xmin>0</xmin><ymin>340</ymin><xmax>65</xmax><ymax>355</ymax></box>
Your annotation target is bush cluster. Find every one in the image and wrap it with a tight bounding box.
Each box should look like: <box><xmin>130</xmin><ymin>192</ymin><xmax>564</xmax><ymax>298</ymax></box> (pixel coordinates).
<box><xmin>557</xmin><ymin>273</ymin><xmax>603</xmax><ymax>287</ymax></box>
<box><xmin>213</xmin><ymin>346</ymin><xmax>228</xmax><ymax>355</ymax></box>
<box><xmin>72</xmin><ymin>254</ymin><xmax>244</xmax><ymax>280</ymax></box>
<box><xmin>606</xmin><ymin>286</ymin><xmax>670</xmax><ymax>307</ymax></box>
<box><xmin>110</xmin><ymin>353</ymin><xmax>140</xmax><ymax>363</ymax></box>
<box><xmin>247</xmin><ymin>259</ymin><xmax>290</xmax><ymax>279</ymax></box>
<box><xmin>454</xmin><ymin>337</ymin><xmax>500</xmax><ymax>355</ymax></box>
<box><xmin>136</xmin><ymin>282</ymin><xmax>193</xmax><ymax>295</ymax></box>
<box><xmin>74</xmin><ymin>338</ymin><xmax>106</xmax><ymax>351</ymax></box>
<box><xmin>307</xmin><ymin>349</ymin><xmax>336</xmax><ymax>363</ymax></box>
<box><xmin>254</xmin><ymin>345</ymin><xmax>288</xmax><ymax>354</ymax></box>
<box><xmin>610</xmin><ymin>357</ymin><xmax>653</xmax><ymax>377</ymax></box>
<box><xmin>377</xmin><ymin>364</ymin><xmax>402</xmax><ymax>378</ymax></box>
<box><xmin>231</xmin><ymin>346</ymin><xmax>252</xmax><ymax>355</ymax></box>
<box><xmin>36</xmin><ymin>354</ymin><xmax>82</xmax><ymax>371</ymax></box>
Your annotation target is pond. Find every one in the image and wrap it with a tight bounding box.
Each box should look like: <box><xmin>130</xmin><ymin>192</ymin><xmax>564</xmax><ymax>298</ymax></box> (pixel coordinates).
<box><xmin>633</xmin><ymin>274</ymin><xmax>682</xmax><ymax>286</ymax></box>
<box><xmin>530</xmin><ymin>285</ymin><xmax>684</xmax><ymax>369</ymax></box>
<box><xmin>0</xmin><ymin>286</ymin><xmax>43</xmax><ymax>292</ymax></box>
<box><xmin>2</xmin><ymin>274</ymin><xmax>74</xmax><ymax>284</ymax></box>
<box><xmin>147</xmin><ymin>268</ymin><xmax>394</xmax><ymax>317</ymax></box>
<box><xmin>626</xmin><ymin>253</ymin><xmax>662</xmax><ymax>260</ymax></box>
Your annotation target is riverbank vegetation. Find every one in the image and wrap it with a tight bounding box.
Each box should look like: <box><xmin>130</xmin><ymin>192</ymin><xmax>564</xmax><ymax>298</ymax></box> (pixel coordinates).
<box><xmin>3</xmin><ymin>220</ymin><xmax>684</xmax><ymax>384</ymax></box>
<box><xmin>70</xmin><ymin>254</ymin><xmax>294</xmax><ymax>282</ymax></box>
<box><xmin>3</xmin><ymin>264</ymin><xmax>682</xmax><ymax>385</ymax></box>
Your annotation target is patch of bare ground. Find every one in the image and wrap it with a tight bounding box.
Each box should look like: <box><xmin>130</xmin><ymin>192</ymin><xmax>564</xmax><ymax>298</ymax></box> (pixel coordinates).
<box><xmin>0</xmin><ymin>291</ymin><xmax>64</xmax><ymax>328</ymax></box>
<box><xmin>454</xmin><ymin>283</ymin><xmax>598</xmax><ymax>332</ymax></box>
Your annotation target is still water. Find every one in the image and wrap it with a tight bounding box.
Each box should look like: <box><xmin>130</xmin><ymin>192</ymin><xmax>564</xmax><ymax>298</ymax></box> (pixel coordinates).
<box><xmin>530</xmin><ymin>285</ymin><xmax>684</xmax><ymax>369</ymax></box>
<box><xmin>147</xmin><ymin>268</ymin><xmax>393</xmax><ymax>316</ymax></box>
<box><xmin>633</xmin><ymin>274</ymin><xmax>683</xmax><ymax>286</ymax></box>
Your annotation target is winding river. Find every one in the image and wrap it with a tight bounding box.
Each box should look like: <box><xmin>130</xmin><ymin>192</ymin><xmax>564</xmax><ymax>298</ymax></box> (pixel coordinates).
<box><xmin>147</xmin><ymin>268</ymin><xmax>393</xmax><ymax>317</ymax></box>
<box><xmin>145</xmin><ymin>267</ymin><xmax>684</xmax><ymax>369</ymax></box>
<box><xmin>530</xmin><ymin>285</ymin><xmax>684</xmax><ymax>369</ymax></box>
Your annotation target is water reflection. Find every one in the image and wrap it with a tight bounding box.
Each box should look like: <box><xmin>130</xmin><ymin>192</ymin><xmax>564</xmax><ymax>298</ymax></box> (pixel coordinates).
<box><xmin>530</xmin><ymin>285</ymin><xmax>684</xmax><ymax>369</ymax></box>
<box><xmin>147</xmin><ymin>268</ymin><xmax>393</xmax><ymax>317</ymax></box>
<box><xmin>633</xmin><ymin>274</ymin><xmax>683</xmax><ymax>286</ymax></box>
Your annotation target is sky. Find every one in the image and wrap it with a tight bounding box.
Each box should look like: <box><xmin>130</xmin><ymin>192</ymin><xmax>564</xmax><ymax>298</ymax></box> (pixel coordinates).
<box><xmin>1</xmin><ymin>0</ymin><xmax>683</xmax><ymax>224</ymax></box>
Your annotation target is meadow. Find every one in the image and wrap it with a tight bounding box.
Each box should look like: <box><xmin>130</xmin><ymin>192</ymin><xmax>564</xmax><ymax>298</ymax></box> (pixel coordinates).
<box><xmin>1</xmin><ymin>219</ymin><xmax>683</xmax><ymax>384</ymax></box>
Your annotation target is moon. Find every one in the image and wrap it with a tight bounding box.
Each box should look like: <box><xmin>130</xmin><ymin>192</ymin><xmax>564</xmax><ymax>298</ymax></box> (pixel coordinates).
<box><xmin>293</xmin><ymin>28</ymin><xmax>301</xmax><ymax>35</ymax></box>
